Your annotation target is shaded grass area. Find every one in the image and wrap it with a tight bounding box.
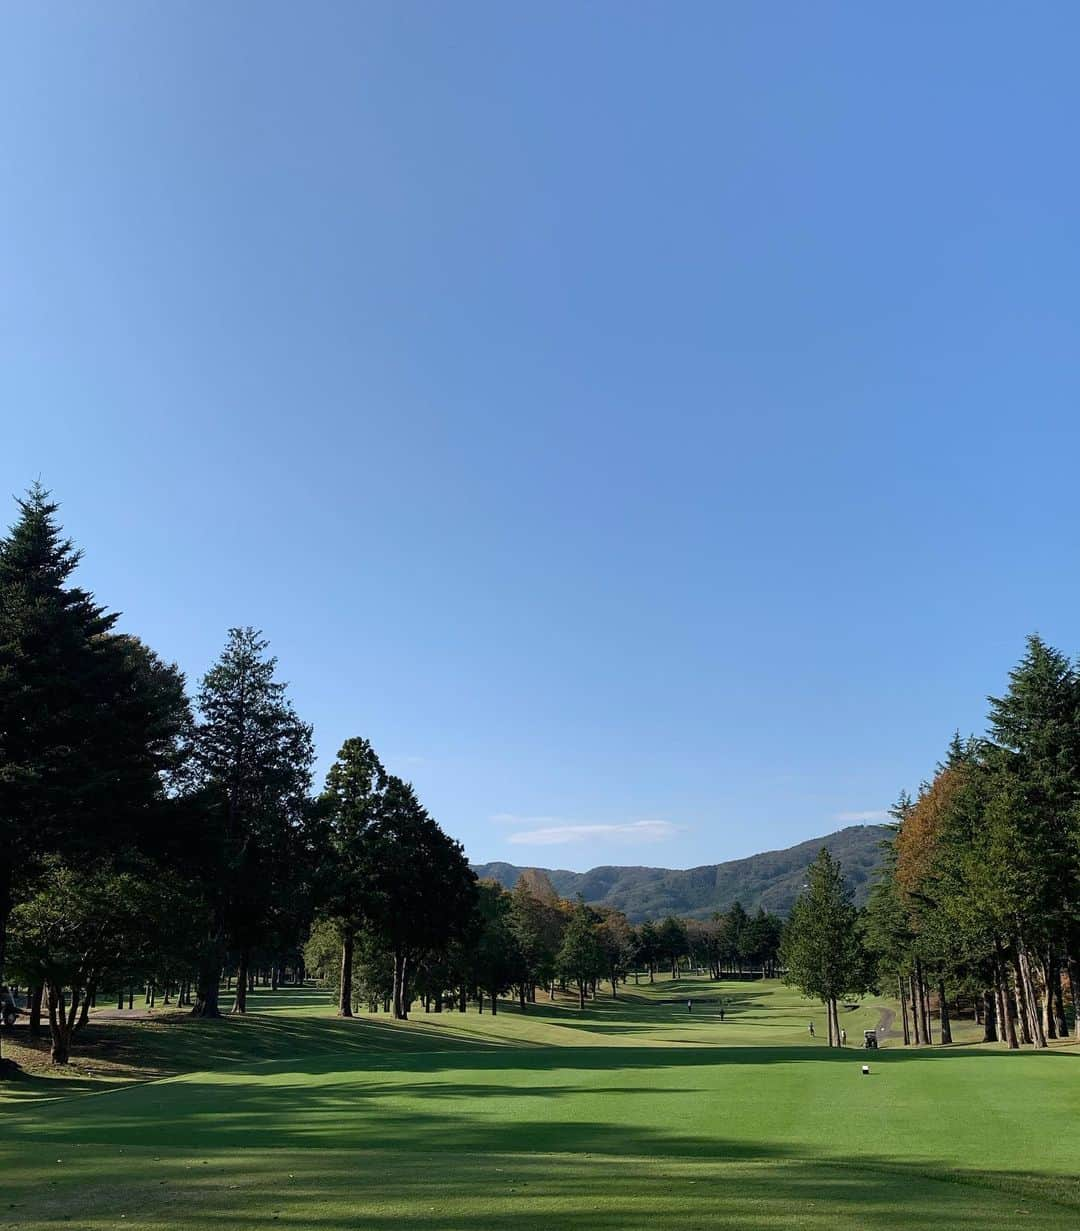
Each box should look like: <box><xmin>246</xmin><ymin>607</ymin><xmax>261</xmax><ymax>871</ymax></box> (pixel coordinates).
<box><xmin>3</xmin><ymin>1143</ymin><xmax>1074</xmax><ymax>1231</ymax></box>
<box><xmin>2</xmin><ymin>980</ymin><xmax>1078</xmax><ymax>1229</ymax></box>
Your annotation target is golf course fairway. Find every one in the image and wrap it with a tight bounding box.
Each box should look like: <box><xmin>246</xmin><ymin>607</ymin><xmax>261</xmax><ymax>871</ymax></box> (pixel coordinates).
<box><xmin>2</xmin><ymin>979</ymin><xmax>1077</xmax><ymax>1229</ymax></box>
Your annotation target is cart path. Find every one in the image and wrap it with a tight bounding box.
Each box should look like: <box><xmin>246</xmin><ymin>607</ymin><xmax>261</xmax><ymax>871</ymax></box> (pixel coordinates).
<box><xmin>876</xmin><ymin>1006</ymin><xmax>899</xmax><ymax>1039</ymax></box>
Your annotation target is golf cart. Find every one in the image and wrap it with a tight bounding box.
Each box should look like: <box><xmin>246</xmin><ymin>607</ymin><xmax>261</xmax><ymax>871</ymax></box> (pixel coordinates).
<box><xmin>863</xmin><ymin>1029</ymin><xmax>878</xmax><ymax>1050</ymax></box>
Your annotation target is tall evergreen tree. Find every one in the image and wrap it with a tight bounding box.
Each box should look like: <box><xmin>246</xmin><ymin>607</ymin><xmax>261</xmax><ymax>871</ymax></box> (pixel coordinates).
<box><xmin>189</xmin><ymin>628</ymin><xmax>314</xmax><ymax>1016</ymax></box>
<box><xmin>360</xmin><ymin>776</ymin><xmax>476</xmax><ymax>1019</ymax></box>
<box><xmin>782</xmin><ymin>848</ymin><xmax>869</xmax><ymax>1046</ymax></box>
<box><xmin>0</xmin><ymin>487</ymin><xmax>189</xmax><ymax>1071</ymax></box>
<box><xmin>984</xmin><ymin>635</ymin><xmax>1079</xmax><ymax>1046</ymax></box>
<box><xmin>319</xmin><ymin>737</ymin><xmax>387</xmax><ymax>1017</ymax></box>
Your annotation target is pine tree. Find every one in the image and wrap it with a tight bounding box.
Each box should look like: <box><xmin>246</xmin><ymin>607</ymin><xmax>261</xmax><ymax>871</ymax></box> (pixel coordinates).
<box><xmin>189</xmin><ymin>628</ymin><xmax>314</xmax><ymax>1016</ymax></box>
<box><xmin>782</xmin><ymin>848</ymin><xmax>869</xmax><ymax>1046</ymax></box>
<box><xmin>320</xmin><ymin>737</ymin><xmax>387</xmax><ymax>1017</ymax></box>
<box><xmin>985</xmin><ymin>635</ymin><xmax>1080</xmax><ymax>1047</ymax></box>
<box><xmin>0</xmin><ymin>487</ymin><xmax>189</xmax><ymax>1071</ymax></box>
<box><xmin>360</xmin><ymin>776</ymin><xmax>476</xmax><ymax>1019</ymax></box>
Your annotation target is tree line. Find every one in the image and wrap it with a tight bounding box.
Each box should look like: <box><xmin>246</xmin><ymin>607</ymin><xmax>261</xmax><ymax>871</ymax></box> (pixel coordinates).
<box><xmin>861</xmin><ymin>635</ymin><xmax>1080</xmax><ymax>1048</ymax></box>
<box><xmin>780</xmin><ymin>635</ymin><xmax>1080</xmax><ymax>1048</ymax></box>
<box><xmin>0</xmin><ymin>488</ymin><xmax>783</xmax><ymax>1070</ymax></box>
<box><xmin>305</xmin><ymin>864</ymin><xmax>783</xmax><ymax>1019</ymax></box>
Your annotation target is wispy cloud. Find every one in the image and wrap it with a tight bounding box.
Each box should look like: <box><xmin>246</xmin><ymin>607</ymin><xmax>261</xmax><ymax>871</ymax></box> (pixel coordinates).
<box><xmin>504</xmin><ymin>819</ymin><xmax>682</xmax><ymax>847</ymax></box>
<box><xmin>834</xmin><ymin>809</ymin><xmax>890</xmax><ymax>823</ymax></box>
<box><xmin>492</xmin><ymin>813</ymin><xmax>564</xmax><ymax>827</ymax></box>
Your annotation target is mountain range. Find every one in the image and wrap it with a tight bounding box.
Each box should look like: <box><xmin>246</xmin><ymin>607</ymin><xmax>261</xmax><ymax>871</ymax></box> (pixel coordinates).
<box><xmin>471</xmin><ymin>823</ymin><xmax>889</xmax><ymax>922</ymax></box>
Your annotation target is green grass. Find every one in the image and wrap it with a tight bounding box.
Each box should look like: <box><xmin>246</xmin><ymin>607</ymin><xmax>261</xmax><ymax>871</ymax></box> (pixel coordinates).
<box><xmin>2</xmin><ymin>978</ymin><xmax>1077</xmax><ymax>1229</ymax></box>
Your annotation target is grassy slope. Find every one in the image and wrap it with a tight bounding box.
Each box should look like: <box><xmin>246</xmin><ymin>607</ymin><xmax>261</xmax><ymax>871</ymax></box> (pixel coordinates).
<box><xmin>1</xmin><ymin>978</ymin><xmax>1077</xmax><ymax>1230</ymax></box>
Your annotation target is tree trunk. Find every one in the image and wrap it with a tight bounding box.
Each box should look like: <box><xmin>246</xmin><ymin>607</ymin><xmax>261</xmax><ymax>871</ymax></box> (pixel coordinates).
<box><xmin>391</xmin><ymin>951</ymin><xmax>408</xmax><ymax>1019</ymax></box>
<box><xmin>28</xmin><ymin>983</ymin><xmax>43</xmax><ymax>1040</ymax></box>
<box><xmin>1068</xmin><ymin>956</ymin><xmax>1080</xmax><ymax>1040</ymax></box>
<box><xmin>578</xmin><ymin>981</ymin><xmax>586</xmax><ymax>1010</ymax></box>
<box><xmin>489</xmin><ymin>988</ymin><xmax>498</xmax><ymax>1016</ymax></box>
<box><xmin>913</xmin><ymin>960</ymin><xmax>932</xmax><ymax>1044</ymax></box>
<box><xmin>993</xmin><ymin>944</ymin><xmax>1017</xmax><ymax>1048</ymax></box>
<box><xmin>937</xmin><ymin>979</ymin><xmax>952</xmax><ymax>1044</ymax></box>
<box><xmin>1054</xmin><ymin>955</ymin><xmax>1068</xmax><ymax>1034</ymax></box>
<box><xmin>1011</xmin><ymin>959</ymin><xmax>1033</xmax><ymax>1045</ymax></box>
<box><xmin>898</xmin><ymin>976</ymin><xmax>911</xmax><ymax>1046</ymax></box>
<box><xmin>518</xmin><ymin>984</ymin><xmax>526</xmax><ymax>1011</ymax></box>
<box><xmin>909</xmin><ymin>975</ymin><xmax>922</xmax><ymax>1044</ymax></box>
<box><xmin>192</xmin><ymin>952</ymin><xmax>222</xmax><ymax>1018</ymax></box>
<box><xmin>981</xmin><ymin>988</ymin><xmax>997</xmax><ymax>1043</ymax></box>
<box><xmin>75</xmin><ymin>980</ymin><xmax>96</xmax><ymax>1031</ymax></box>
<box><xmin>832</xmin><ymin>997</ymin><xmax>841</xmax><ymax>1047</ymax></box>
<box><xmin>231</xmin><ymin>950</ymin><xmax>250</xmax><ymax>1015</ymax></box>
<box><xmin>1040</xmin><ymin>954</ymin><xmax>1055</xmax><ymax>1039</ymax></box>
<box><xmin>1017</xmin><ymin>941</ymin><xmax>1047</xmax><ymax>1048</ymax></box>
<box><xmin>338</xmin><ymin>933</ymin><xmax>354</xmax><ymax>1017</ymax></box>
<box><xmin>47</xmin><ymin>982</ymin><xmax>80</xmax><ymax>1066</ymax></box>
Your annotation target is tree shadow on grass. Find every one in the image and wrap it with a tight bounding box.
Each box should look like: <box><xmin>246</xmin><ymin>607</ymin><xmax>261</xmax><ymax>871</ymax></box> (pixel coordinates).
<box><xmin>3</xmin><ymin>1132</ymin><xmax>1077</xmax><ymax>1230</ymax></box>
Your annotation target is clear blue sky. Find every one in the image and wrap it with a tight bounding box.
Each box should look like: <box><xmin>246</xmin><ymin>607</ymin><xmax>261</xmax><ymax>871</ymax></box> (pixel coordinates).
<box><xmin>4</xmin><ymin>4</ymin><xmax>1080</xmax><ymax>870</ymax></box>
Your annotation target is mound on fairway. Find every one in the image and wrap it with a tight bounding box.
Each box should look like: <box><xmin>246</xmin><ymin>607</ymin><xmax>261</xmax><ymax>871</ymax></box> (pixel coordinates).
<box><xmin>1</xmin><ymin>979</ymin><xmax>1077</xmax><ymax>1229</ymax></box>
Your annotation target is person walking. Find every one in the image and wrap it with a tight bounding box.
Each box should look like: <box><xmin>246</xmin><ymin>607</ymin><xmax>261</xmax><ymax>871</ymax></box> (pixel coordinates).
<box><xmin>808</xmin><ymin>1021</ymin><xmax>815</xmax><ymax>1039</ymax></box>
<box><xmin>719</xmin><ymin>1002</ymin><xmax>725</xmax><ymax>1022</ymax></box>
<box><xmin>840</xmin><ymin>1028</ymin><xmax>847</xmax><ymax>1046</ymax></box>
<box><xmin>687</xmin><ymin>998</ymin><xmax>693</xmax><ymax>1013</ymax></box>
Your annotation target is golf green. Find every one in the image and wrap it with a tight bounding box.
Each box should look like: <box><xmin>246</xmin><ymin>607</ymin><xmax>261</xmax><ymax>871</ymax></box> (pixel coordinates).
<box><xmin>2</xmin><ymin>980</ymin><xmax>1076</xmax><ymax>1229</ymax></box>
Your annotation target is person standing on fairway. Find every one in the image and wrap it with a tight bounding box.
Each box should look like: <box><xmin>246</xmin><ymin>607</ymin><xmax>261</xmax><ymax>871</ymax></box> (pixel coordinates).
<box><xmin>840</xmin><ymin>1028</ymin><xmax>847</xmax><ymax>1046</ymax></box>
<box><xmin>719</xmin><ymin>1002</ymin><xmax>725</xmax><ymax>1022</ymax></box>
<box><xmin>808</xmin><ymin>1021</ymin><xmax>815</xmax><ymax>1038</ymax></box>
<box><xmin>687</xmin><ymin>998</ymin><xmax>692</xmax><ymax>1013</ymax></box>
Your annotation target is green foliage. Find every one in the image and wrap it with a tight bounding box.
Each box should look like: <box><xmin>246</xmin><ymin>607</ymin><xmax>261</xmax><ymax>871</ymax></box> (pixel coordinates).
<box><xmin>781</xmin><ymin>849</ymin><xmax>869</xmax><ymax>1010</ymax></box>
<box><xmin>555</xmin><ymin>903</ymin><xmax>605</xmax><ymax>1006</ymax></box>
<box><xmin>0</xmin><ymin>488</ymin><xmax>191</xmax><ymax>1064</ymax></box>
<box><xmin>189</xmin><ymin>626</ymin><xmax>316</xmax><ymax>1013</ymax></box>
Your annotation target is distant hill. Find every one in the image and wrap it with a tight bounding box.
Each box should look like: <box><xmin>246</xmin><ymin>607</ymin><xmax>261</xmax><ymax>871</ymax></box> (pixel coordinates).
<box><xmin>471</xmin><ymin>824</ymin><xmax>889</xmax><ymax>922</ymax></box>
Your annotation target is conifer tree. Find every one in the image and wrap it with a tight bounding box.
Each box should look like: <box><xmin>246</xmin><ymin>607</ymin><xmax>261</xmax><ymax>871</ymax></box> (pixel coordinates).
<box><xmin>320</xmin><ymin>737</ymin><xmax>387</xmax><ymax>1017</ymax></box>
<box><xmin>782</xmin><ymin>849</ymin><xmax>869</xmax><ymax>1045</ymax></box>
<box><xmin>0</xmin><ymin>487</ymin><xmax>188</xmax><ymax>1071</ymax></box>
<box><xmin>189</xmin><ymin>628</ymin><xmax>314</xmax><ymax>1016</ymax></box>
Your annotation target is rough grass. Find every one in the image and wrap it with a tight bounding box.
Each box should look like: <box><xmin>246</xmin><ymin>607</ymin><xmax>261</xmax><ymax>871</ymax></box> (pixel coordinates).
<box><xmin>1</xmin><ymin>978</ymin><xmax>1077</xmax><ymax>1229</ymax></box>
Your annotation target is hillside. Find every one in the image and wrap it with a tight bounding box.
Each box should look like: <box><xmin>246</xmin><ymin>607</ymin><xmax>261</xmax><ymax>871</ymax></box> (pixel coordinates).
<box><xmin>472</xmin><ymin>824</ymin><xmax>888</xmax><ymax>921</ymax></box>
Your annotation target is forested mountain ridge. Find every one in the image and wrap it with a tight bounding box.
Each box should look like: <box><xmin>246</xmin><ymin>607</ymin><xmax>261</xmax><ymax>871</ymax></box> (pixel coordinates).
<box><xmin>472</xmin><ymin>824</ymin><xmax>888</xmax><ymax>921</ymax></box>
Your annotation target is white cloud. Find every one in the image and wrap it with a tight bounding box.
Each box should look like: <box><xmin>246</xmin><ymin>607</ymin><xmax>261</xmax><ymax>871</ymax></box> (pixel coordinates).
<box><xmin>506</xmin><ymin>820</ymin><xmax>681</xmax><ymax>846</ymax></box>
<box><xmin>491</xmin><ymin>813</ymin><xmax>564</xmax><ymax>827</ymax></box>
<box><xmin>834</xmin><ymin>809</ymin><xmax>890</xmax><ymax>823</ymax></box>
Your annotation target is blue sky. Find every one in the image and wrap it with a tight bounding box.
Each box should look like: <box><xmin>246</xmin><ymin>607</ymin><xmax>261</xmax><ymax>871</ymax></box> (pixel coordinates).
<box><xmin>4</xmin><ymin>4</ymin><xmax>1080</xmax><ymax>870</ymax></box>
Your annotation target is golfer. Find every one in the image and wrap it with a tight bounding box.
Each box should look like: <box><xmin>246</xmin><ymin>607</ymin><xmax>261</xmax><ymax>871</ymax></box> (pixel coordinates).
<box><xmin>687</xmin><ymin>998</ymin><xmax>692</xmax><ymax>1013</ymax></box>
<box><xmin>808</xmin><ymin>1021</ymin><xmax>815</xmax><ymax>1038</ymax></box>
